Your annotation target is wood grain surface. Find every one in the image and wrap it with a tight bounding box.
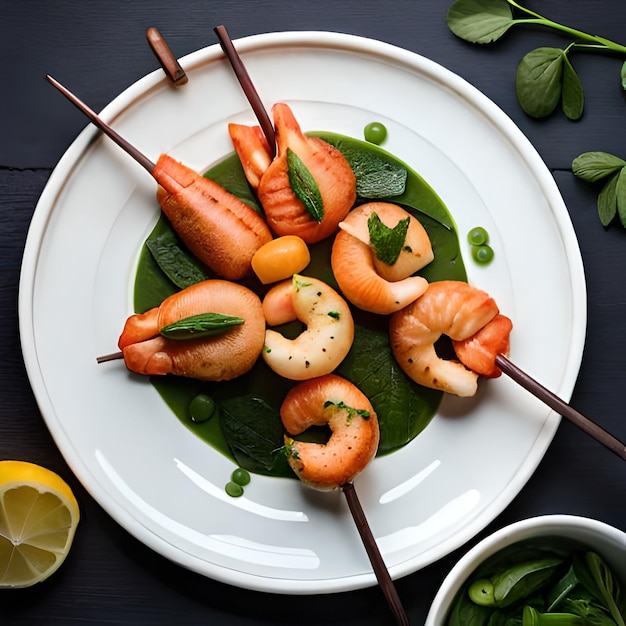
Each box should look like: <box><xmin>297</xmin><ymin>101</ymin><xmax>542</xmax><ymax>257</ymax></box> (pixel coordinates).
<box><xmin>2</xmin><ymin>1</ymin><xmax>625</xmax><ymax>624</ymax></box>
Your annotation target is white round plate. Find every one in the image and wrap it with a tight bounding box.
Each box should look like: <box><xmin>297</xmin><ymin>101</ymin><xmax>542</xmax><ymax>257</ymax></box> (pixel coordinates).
<box><xmin>19</xmin><ymin>32</ymin><xmax>586</xmax><ymax>594</ymax></box>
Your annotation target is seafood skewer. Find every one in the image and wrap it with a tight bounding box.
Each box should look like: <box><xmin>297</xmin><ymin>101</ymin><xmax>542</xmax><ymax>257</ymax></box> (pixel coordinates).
<box><xmin>46</xmin><ymin>75</ymin><xmax>272</xmax><ymax>280</ymax></box>
<box><xmin>392</xmin><ymin>280</ymin><xmax>626</xmax><ymax>461</ymax></box>
<box><xmin>281</xmin><ymin>375</ymin><xmax>408</xmax><ymax>626</ymax></box>
<box><xmin>212</xmin><ymin>29</ymin><xmax>410</xmax><ymax>622</ymax></box>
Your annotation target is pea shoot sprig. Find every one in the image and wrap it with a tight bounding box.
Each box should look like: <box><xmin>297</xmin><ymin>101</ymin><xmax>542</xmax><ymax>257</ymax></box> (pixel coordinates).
<box><xmin>572</xmin><ymin>151</ymin><xmax>626</xmax><ymax>229</ymax></box>
<box><xmin>446</xmin><ymin>0</ymin><xmax>626</xmax><ymax>120</ymax></box>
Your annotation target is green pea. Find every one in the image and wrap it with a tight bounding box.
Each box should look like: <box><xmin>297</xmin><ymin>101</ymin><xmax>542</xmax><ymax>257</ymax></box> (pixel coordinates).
<box><xmin>471</xmin><ymin>244</ymin><xmax>495</xmax><ymax>265</ymax></box>
<box><xmin>231</xmin><ymin>468</ymin><xmax>251</xmax><ymax>486</ymax></box>
<box><xmin>467</xmin><ymin>226</ymin><xmax>489</xmax><ymax>246</ymax></box>
<box><xmin>225</xmin><ymin>481</ymin><xmax>244</xmax><ymax>498</ymax></box>
<box><xmin>189</xmin><ymin>394</ymin><xmax>215</xmax><ymax>423</ymax></box>
<box><xmin>364</xmin><ymin>122</ymin><xmax>387</xmax><ymax>145</ymax></box>
<box><xmin>468</xmin><ymin>579</ymin><xmax>496</xmax><ymax>606</ymax></box>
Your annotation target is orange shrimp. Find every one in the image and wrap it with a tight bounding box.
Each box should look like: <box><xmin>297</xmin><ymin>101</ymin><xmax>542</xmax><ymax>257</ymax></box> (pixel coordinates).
<box><xmin>452</xmin><ymin>314</ymin><xmax>513</xmax><ymax>378</ymax></box>
<box><xmin>153</xmin><ymin>154</ymin><xmax>272</xmax><ymax>280</ymax></box>
<box><xmin>118</xmin><ymin>280</ymin><xmax>265</xmax><ymax>381</ymax></box>
<box><xmin>228</xmin><ymin>123</ymin><xmax>272</xmax><ymax>189</ymax></box>
<box><xmin>389</xmin><ymin>281</ymin><xmax>506</xmax><ymax>397</ymax></box>
<box><xmin>331</xmin><ymin>202</ymin><xmax>433</xmax><ymax>314</ymax></box>
<box><xmin>255</xmin><ymin>103</ymin><xmax>356</xmax><ymax>243</ymax></box>
<box><xmin>281</xmin><ymin>374</ymin><xmax>380</xmax><ymax>490</ymax></box>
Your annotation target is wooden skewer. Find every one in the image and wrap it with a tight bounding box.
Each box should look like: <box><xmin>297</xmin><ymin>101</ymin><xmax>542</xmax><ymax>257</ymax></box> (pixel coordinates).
<box><xmin>213</xmin><ymin>25</ymin><xmax>276</xmax><ymax>156</ymax></box>
<box><xmin>46</xmin><ymin>75</ymin><xmax>155</xmax><ymax>174</ymax></box>
<box><xmin>495</xmin><ymin>354</ymin><xmax>626</xmax><ymax>461</ymax></box>
<box><xmin>343</xmin><ymin>482</ymin><xmax>410</xmax><ymax>626</ymax></box>
<box><xmin>146</xmin><ymin>27</ymin><xmax>188</xmax><ymax>86</ymax></box>
<box><xmin>210</xmin><ymin>26</ymin><xmax>408</xmax><ymax>621</ymax></box>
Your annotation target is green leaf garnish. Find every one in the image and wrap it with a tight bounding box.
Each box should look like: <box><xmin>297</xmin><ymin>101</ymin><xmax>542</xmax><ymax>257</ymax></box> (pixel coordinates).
<box><xmin>447</xmin><ymin>0</ymin><xmax>626</xmax><ymax>121</ymax></box>
<box><xmin>337</xmin><ymin>144</ymin><xmax>407</xmax><ymax>198</ymax></box>
<box><xmin>447</xmin><ymin>0</ymin><xmax>515</xmax><ymax>44</ymax></box>
<box><xmin>146</xmin><ymin>235</ymin><xmax>210</xmax><ymax>289</ymax></box>
<box><xmin>572</xmin><ymin>152</ymin><xmax>626</xmax><ymax>182</ymax></box>
<box><xmin>516</xmin><ymin>48</ymin><xmax>564</xmax><ymax>119</ymax></box>
<box><xmin>220</xmin><ymin>395</ymin><xmax>285</xmax><ymax>473</ymax></box>
<box><xmin>561</xmin><ymin>54</ymin><xmax>584</xmax><ymax>121</ymax></box>
<box><xmin>160</xmin><ymin>312</ymin><xmax>244</xmax><ymax>340</ymax></box>
<box><xmin>367</xmin><ymin>212</ymin><xmax>410</xmax><ymax>265</ymax></box>
<box><xmin>286</xmin><ymin>148</ymin><xmax>324</xmax><ymax>222</ymax></box>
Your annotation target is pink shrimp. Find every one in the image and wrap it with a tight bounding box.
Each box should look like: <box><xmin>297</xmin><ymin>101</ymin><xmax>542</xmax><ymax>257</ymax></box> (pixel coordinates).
<box><xmin>389</xmin><ymin>280</ymin><xmax>509</xmax><ymax>397</ymax></box>
<box><xmin>118</xmin><ymin>280</ymin><xmax>265</xmax><ymax>381</ymax></box>
<box><xmin>331</xmin><ymin>202</ymin><xmax>433</xmax><ymax>314</ymax></box>
<box><xmin>281</xmin><ymin>374</ymin><xmax>380</xmax><ymax>490</ymax></box>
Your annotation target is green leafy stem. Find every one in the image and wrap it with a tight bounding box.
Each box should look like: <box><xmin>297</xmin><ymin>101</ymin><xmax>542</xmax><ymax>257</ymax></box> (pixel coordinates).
<box><xmin>447</xmin><ymin>0</ymin><xmax>626</xmax><ymax>120</ymax></box>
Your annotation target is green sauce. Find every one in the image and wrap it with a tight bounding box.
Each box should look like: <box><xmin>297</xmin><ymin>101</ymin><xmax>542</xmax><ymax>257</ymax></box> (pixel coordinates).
<box><xmin>133</xmin><ymin>132</ymin><xmax>466</xmax><ymax>478</ymax></box>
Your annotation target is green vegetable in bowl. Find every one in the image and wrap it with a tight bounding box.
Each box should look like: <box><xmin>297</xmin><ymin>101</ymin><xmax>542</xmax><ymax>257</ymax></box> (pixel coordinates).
<box><xmin>446</xmin><ymin>540</ymin><xmax>626</xmax><ymax>625</ymax></box>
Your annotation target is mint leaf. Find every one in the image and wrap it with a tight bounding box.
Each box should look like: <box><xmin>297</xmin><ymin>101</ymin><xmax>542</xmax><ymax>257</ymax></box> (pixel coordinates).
<box><xmin>160</xmin><ymin>312</ymin><xmax>244</xmax><ymax>340</ymax></box>
<box><xmin>367</xmin><ymin>212</ymin><xmax>410</xmax><ymax>265</ymax></box>
<box><xmin>286</xmin><ymin>148</ymin><xmax>324</xmax><ymax>222</ymax></box>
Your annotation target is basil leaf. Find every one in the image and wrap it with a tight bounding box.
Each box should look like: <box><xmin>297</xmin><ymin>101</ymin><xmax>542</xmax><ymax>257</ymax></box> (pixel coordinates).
<box><xmin>287</xmin><ymin>148</ymin><xmax>324</xmax><ymax>222</ymax></box>
<box><xmin>336</xmin><ymin>325</ymin><xmax>441</xmax><ymax>454</ymax></box>
<box><xmin>491</xmin><ymin>557</ymin><xmax>563</xmax><ymax>607</ymax></box>
<box><xmin>516</xmin><ymin>47</ymin><xmax>564</xmax><ymax>118</ymax></box>
<box><xmin>160</xmin><ymin>312</ymin><xmax>244</xmax><ymax>340</ymax></box>
<box><xmin>146</xmin><ymin>235</ymin><xmax>210</xmax><ymax>289</ymax></box>
<box><xmin>446</xmin><ymin>0</ymin><xmax>515</xmax><ymax>44</ymax></box>
<box><xmin>622</xmin><ymin>61</ymin><xmax>626</xmax><ymax>91</ymax></box>
<box><xmin>616</xmin><ymin>168</ymin><xmax>626</xmax><ymax>228</ymax></box>
<box><xmin>220</xmin><ymin>395</ymin><xmax>284</xmax><ymax>473</ymax></box>
<box><xmin>368</xmin><ymin>212</ymin><xmax>410</xmax><ymax>265</ymax></box>
<box><xmin>562</xmin><ymin>55</ymin><xmax>584</xmax><ymax>120</ymax></box>
<box><xmin>572</xmin><ymin>152</ymin><xmax>626</xmax><ymax>182</ymax></box>
<box><xmin>598</xmin><ymin>173</ymin><xmax>620</xmax><ymax>226</ymax></box>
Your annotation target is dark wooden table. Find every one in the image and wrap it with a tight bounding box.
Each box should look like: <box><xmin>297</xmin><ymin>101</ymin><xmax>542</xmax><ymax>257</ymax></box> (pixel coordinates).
<box><xmin>2</xmin><ymin>1</ymin><xmax>625</xmax><ymax>624</ymax></box>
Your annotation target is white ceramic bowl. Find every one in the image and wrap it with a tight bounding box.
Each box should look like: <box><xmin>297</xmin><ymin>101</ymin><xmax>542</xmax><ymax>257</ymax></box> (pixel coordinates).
<box><xmin>425</xmin><ymin>515</ymin><xmax>626</xmax><ymax>625</ymax></box>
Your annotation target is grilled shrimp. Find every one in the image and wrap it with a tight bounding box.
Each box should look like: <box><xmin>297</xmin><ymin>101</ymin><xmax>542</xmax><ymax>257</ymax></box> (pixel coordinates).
<box><xmin>262</xmin><ymin>275</ymin><xmax>354</xmax><ymax>380</ymax></box>
<box><xmin>331</xmin><ymin>202</ymin><xmax>433</xmax><ymax>314</ymax></box>
<box><xmin>389</xmin><ymin>280</ymin><xmax>511</xmax><ymax>397</ymax></box>
<box><xmin>153</xmin><ymin>154</ymin><xmax>272</xmax><ymax>280</ymax></box>
<box><xmin>118</xmin><ymin>280</ymin><xmax>265</xmax><ymax>381</ymax></box>
<box><xmin>281</xmin><ymin>374</ymin><xmax>379</xmax><ymax>490</ymax></box>
<box><xmin>233</xmin><ymin>103</ymin><xmax>356</xmax><ymax>243</ymax></box>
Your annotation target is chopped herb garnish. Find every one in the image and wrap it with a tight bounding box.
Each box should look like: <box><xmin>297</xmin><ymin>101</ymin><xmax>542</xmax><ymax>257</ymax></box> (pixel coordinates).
<box><xmin>323</xmin><ymin>399</ymin><xmax>371</xmax><ymax>421</ymax></box>
<box><xmin>327</xmin><ymin>311</ymin><xmax>341</xmax><ymax>319</ymax></box>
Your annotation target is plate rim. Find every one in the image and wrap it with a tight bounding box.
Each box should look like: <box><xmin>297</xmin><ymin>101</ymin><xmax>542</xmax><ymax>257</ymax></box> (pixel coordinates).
<box><xmin>18</xmin><ymin>30</ymin><xmax>587</xmax><ymax>594</ymax></box>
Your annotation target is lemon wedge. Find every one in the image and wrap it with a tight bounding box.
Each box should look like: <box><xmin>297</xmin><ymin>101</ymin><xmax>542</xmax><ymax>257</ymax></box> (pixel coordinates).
<box><xmin>0</xmin><ymin>460</ymin><xmax>80</xmax><ymax>588</ymax></box>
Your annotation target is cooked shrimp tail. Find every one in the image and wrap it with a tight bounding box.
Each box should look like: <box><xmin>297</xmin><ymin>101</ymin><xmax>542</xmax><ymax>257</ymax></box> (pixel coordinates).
<box><xmin>390</xmin><ymin>280</ymin><xmax>500</xmax><ymax>397</ymax></box>
<box><xmin>281</xmin><ymin>374</ymin><xmax>379</xmax><ymax>490</ymax></box>
<box><xmin>118</xmin><ymin>279</ymin><xmax>265</xmax><ymax>381</ymax></box>
<box><xmin>452</xmin><ymin>314</ymin><xmax>513</xmax><ymax>378</ymax></box>
<box><xmin>228</xmin><ymin>123</ymin><xmax>273</xmax><ymax>189</ymax></box>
